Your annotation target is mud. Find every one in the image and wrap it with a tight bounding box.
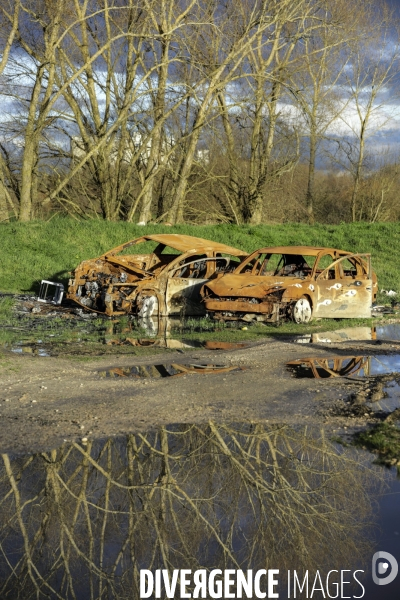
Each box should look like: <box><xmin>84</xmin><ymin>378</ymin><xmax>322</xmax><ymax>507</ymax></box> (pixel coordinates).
<box><xmin>2</xmin><ymin>330</ymin><xmax>400</xmax><ymax>455</ymax></box>
<box><xmin>2</xmin><ymin>295</ymin><xmax>400</xmax><ymax>455</ymax></box>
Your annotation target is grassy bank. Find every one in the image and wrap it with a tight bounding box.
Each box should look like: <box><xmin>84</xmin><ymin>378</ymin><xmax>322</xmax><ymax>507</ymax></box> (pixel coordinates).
<box><xmin>0</xmin><ymin>218</ymin><xmax>398</xmax><ymax>293</ymax></box>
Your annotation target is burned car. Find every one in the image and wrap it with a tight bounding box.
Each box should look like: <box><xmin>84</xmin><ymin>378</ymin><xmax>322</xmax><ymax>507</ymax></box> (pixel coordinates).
<box><xmin>201</xmin><ymin>246</ymin><xmax>377</xmax><ymax>323</ymax></box>
<box><xmin>67</xmin><ymin>234</ymin><xmax>247</xmax><ymax>317</ymax></box>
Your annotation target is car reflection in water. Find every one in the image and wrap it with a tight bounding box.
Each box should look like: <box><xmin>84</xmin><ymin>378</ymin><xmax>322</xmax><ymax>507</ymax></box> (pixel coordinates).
<box><xmin>287</xmin><ymin>354</ymin><xmax>400</xmax><ymax>379</ymax></box>
<box><xmin>104</xmin><ymin>316</ymin><xmax>252</xmax><ymax>351</ymax></box>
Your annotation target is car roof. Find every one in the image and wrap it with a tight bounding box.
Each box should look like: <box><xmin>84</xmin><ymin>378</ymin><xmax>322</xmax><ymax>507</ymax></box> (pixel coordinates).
<box><xmin>248</xmin><ymin>246</ymin><xmax>352</xmax><ymax>256</ymax></box>
<box><xmin>106</xmin><ymin>234</ymin><xmax>247</xmax><ymax>257</ymax></box>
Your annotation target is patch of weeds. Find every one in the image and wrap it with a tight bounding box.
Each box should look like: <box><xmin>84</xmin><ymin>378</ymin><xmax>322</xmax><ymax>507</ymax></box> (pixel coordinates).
<box><xmin>353</xmin><ymin>422</ymin><xmax>400</xmax><ymax>473</ymax></box>
<box><xmin>0</xmin><ymin>297</ymin><xmax>15</xmax><ymax>323</ymax></box>
<box><xmin>330</xmin><ymin>435</ymin><xmax>349</xmax><ymax>447</ymax></box>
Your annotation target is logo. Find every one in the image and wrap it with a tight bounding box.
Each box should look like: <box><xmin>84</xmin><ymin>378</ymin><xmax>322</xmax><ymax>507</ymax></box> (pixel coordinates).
<box><xmin>372</xmin><ymin>551</ymin><xmax>398</xmax><ymax>585</ymax></box>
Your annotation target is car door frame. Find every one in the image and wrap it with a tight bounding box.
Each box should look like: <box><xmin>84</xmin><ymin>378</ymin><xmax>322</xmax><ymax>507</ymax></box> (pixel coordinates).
<box><xmin>313</xmin><ymin>253</ymin><xmax>372</xmax><ymax>318</ymax></box>
<box><xmin>164</xmin><ymin>252</ymin><xmax>218</xmax><ymax>316</ymax></box>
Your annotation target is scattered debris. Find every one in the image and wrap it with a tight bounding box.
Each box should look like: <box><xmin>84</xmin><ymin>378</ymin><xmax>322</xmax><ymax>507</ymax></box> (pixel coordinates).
<box><xmin>38</xmin><ymin>281</ymin><xmax>64</xmax><ymax>305</ymax></box>
<box><xmin>371</xmin><ymin>305</ymin><xmax>394</xmax><ymax>316</ymax></box>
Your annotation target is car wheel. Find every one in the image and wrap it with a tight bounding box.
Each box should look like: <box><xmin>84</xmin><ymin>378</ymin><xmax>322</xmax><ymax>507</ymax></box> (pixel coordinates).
<box><xmin>292</xmin><ymin>297</ymin><xmax>312</xmax><ymax>324</ymax></box>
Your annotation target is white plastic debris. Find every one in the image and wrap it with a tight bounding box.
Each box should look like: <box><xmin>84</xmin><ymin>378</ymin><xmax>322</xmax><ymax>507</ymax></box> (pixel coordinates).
<box><xmin>38</xmin><ymin>280</ymin><xmax>64</xmax><ymax>304</ymax></box>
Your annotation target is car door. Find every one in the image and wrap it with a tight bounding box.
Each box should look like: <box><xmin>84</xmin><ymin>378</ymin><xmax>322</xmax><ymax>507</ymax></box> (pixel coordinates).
<box><xmin>165</xmin><ymin>254</ymin><xmax>210</xmax><ymax>315</ymax></box>
<box><xmin>314</xmin><ymin>254</ymin><xmax>372</xmax><ymax>318</ymax></box>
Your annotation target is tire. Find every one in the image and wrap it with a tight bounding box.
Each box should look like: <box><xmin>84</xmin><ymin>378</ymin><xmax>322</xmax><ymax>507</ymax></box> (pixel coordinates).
<box><xmin>292</xmin><ymin>297</ymin><xmax>312</xmax><ymax>324</ymax></box>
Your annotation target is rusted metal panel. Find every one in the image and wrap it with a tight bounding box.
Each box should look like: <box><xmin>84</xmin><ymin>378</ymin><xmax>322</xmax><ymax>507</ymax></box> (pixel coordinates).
<box><xmin>67</xmin><ymin>234</ymin><xmax>246</xmax><ymax>317</ymax></box>
<box><xmin>166</xmin><ymin>278</ymin><xmax>208</xmax><ymax>315</ymax></box>
<box><xmin>205</xmin><ymin>299</ymin><xmax>275</xmax><ymax>313</ymax></box>
<box><xmin>102</xmin><ymin>234</ymin><xmax>247</xmax><ymax>257</ymax></box>
<box><xmin>202</xmin><ymin>247</ymin><xmax>376</xmax><ymax>323</ymax></box>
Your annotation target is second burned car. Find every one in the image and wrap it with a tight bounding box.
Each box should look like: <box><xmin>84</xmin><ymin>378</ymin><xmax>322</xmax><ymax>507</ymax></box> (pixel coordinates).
<box><xmin>201</xmin><ymin>246</ymin><xmax>377</xmax><ymax>323</ymax></box>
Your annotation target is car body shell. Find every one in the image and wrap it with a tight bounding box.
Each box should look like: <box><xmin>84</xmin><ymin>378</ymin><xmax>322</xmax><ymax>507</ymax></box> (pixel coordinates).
<box><xmin>67</xmin><ymin>234</ymin><xmax>247</xmax><ymax>317</ymax></box>
<box><xmin>201</xmin><ymin>246</ymin><xmax>377</xmax><ymax>322</ymax></box>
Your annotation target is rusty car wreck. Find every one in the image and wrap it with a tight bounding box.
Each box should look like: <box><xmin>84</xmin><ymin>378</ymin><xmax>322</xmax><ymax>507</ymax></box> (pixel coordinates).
<box><xmin>201</xmin><ymin>246</ymin><xmax>377</xmax><ymax>323</ymax></box>
<box><xmin>67</xmin><ymin>234</ymin><xmax>247</xmax><ymax>317</ymax></box>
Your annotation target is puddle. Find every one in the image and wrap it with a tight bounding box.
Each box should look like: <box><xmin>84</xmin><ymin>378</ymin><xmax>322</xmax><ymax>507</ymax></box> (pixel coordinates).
<box><xmin>376</xmin><ymin>323</ymin><xmax>400</xmax><ymax>341</ymax></box>
<box><xmin>371</xmin><ymin>380</ymin><xmax>400</xmax><ymax>414</ymax></box>
<box><xmin>108</xmin><ymin>338</ymin><xmax>252</xmax><ymax>351</ymax></box>
<box><xmin>0</xmin><ymin>423</ymin><xmax>394</xmax><ymax>599</ymax></box>
<box><xmin>293</xmin><ymin>324</ymin><xmax>400</xmax><ymax>345</ymax></box>
<box><xmin>99</xmin><ymin>363</ymin><xmax>239</xmax><ymax>378</ymax></box>
<box><xmin>288</xmin><ymin>354</ymin><xmax>400</xmax><ymax>415</ymax></box>
<box><xmin>11</xmin><ymin>344</ymin><xmax>50</xmax><ymax>357</ymax></box>
<box><xmin>3</xmin><ymin>314</ymin><xmax>254</xmax><ymax>358</ymax></box>
<box><xmin>293</xmin><ymin>326</ymin><xmax>376</xmax><ymax>344</ymax></box>
<box><xmin>287</xmin><ymin>354</ymin><xmax>400</xmax><ymax>379</ymax></box>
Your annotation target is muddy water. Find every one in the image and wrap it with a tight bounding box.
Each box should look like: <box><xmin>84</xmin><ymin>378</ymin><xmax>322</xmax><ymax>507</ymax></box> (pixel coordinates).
<box><xmin>287</xmin><ymin>353</ymin><xmax>400</xmax><ymax>414</ymax></box>
<box><xmin>99</xmin><ymin>363</ymin><xmax>240</xmax><ymax>378</ymax></box>
<box><xmin>5</xmin><ymin>310</ymin><xmax>400</xmax><ymax>357</ymax></box>
<box><xmin>0</xmin><ymin>423</ymin><xmax>399</xmax><ymax>599</ymax></box>
<box><xmin>292</xmin><ymin>324</ymin><xmax>400</xmax><ymax>344</ymax></box>
<box><xmin>288</xmin><ymin>354</ymin><xmax>400</xmax><ymax>379</ymax></box>
<box><xmin>3</xmin><ymin>314</ymin><xmax>255</xmax><ymax>357</ymax></box>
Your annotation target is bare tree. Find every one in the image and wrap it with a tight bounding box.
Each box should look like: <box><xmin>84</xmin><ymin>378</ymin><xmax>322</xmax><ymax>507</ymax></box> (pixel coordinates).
<box><xmin>0</xmin><ymin>0</ymin><xmax>22</xmax><ymax>222</ymax></box>
<box><xmin>288</xmin><ymin>0</ymin><xmax>364</xmax><ymax>224</ymax></box>
<box><xmin>337</xmin><ymin>4</ymin><xmax>400</xmax><ymax>222</ymax></box>
<box><xmin>164</xmin><ymin>0</ymin><xmax>303</xmax><ymax>224</ymax></box>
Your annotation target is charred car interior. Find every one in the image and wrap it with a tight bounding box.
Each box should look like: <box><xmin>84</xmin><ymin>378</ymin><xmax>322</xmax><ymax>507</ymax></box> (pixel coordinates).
<box><xmin>201</xmin><ymin>246</ymin><xmax>377</xmax><ymax>324</ymax></box>
<box><xmin>67</xmin><ymin>234</ymin><xmax>247</xmax><ymax>317</ymax></box>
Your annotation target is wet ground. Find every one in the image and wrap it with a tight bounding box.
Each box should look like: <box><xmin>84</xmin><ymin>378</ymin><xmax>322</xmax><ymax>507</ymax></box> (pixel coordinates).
<box><xmin>0</xmin><ymin>423</ymin><xmax>399</xmax><ymax>599</ymax></box>
<box><xmin>2</xmin><ymin>298</ymin><xmax>400</xmax><ymax>454</ymax></box>
<box><xmin>2</xmin><ymin>296</ymin><xmax>400</xmax><ymax>598</ymax></box>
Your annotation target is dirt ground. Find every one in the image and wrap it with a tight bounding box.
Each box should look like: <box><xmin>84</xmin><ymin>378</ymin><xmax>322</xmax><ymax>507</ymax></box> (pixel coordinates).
<box><xmin>0</xmin><ymin>335</ymin><xmax>397</xmax><ymax>455</ymax></box>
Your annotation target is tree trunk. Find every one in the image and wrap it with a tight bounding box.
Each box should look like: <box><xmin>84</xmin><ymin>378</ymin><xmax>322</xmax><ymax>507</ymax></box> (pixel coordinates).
<box><xmin>306</xmin><ymin>130</ymin><xmax>316</xmax><ymax>225</ymax></box>
<box><xmin>166</xmin><ymin>111</ymin><xmax>205</xmax><ymax>224</ymax></box>
<box><xmin>351</xmin><ymin>119</ymin><xmax>366</xmax><ymax>222</ymax></box>
<box><xmin>19</xmin><ymin>139</ymin><xmax>37</xmax><ymax>221</ymax></box>
<box><xmin>0</xmin><ymin>182</ymin><xmax>8</xmax><ymax>222</ymax></box>
<box><xmin>138</xmin><ymin>39</ymin><xmax>169</xmax><ymax>225</ymax></box>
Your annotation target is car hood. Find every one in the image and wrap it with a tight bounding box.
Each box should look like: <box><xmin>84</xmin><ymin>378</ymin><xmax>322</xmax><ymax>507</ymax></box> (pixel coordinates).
<box><xmin>204</xmin><ymin>274</ymin><xmax>306</xmax><ymax>298</ymax></box>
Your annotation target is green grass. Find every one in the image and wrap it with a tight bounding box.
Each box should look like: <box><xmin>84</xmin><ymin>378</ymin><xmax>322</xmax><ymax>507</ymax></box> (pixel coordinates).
<box><xmin>0</xmin><ymin>297</ymin><xmax>15</xmax><ymax>322</ymax></box>
<box><xmin>353</xmin><ymin>423</ymin><xmax>400</xmax><ymax>473</ymax></box>
<box><xmin>0</xmin><ymin>217</ymin><xmax>398</xmax><ymax>293</ymax></box>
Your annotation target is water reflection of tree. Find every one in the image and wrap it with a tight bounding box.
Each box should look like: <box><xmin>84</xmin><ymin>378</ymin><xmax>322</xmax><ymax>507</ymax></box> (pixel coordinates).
<box><xmin>0</xmin><ymin>423</ymin><xmax>378</xmax><ymax>599</ymax></box>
